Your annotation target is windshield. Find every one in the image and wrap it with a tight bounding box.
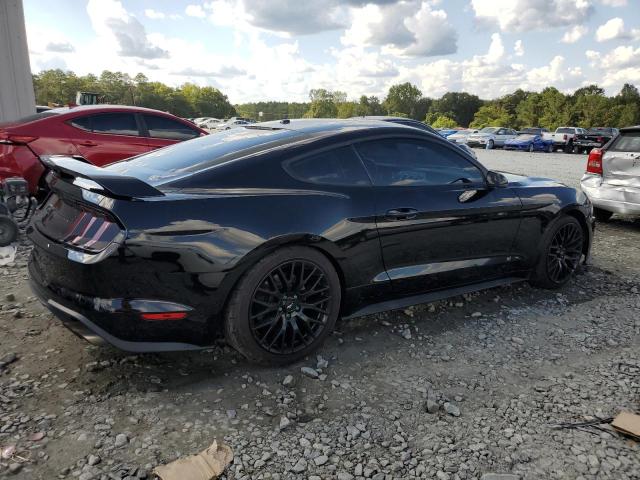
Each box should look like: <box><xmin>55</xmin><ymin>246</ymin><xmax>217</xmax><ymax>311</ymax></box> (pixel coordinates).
<box><xmin>479</xmin><ymin>127</ymin><xmax>499</xmax><ymax>133</ymax></box>
<box><xmin>521</xmin><ymin>128</ymin><xmax>541</xmax><ymax>134</ymax></box>
<box><xmin>587</xmin><ymin>128</ymin><xmax>612</xmax><ymax>134</ymax></box>
<box><xmin>609</xmin><ymin>131</ymin><xmax>640</xmax><ymax>152</ymax></box>
<box><xmin>105</xmin><ymin>127</ymin><xmax>301</xmax><ymax>185</ymax></box>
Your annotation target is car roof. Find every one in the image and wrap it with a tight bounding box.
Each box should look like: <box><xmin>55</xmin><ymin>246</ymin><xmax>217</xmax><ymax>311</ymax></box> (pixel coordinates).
<box><xmin>258</xmin><ymin>118</ymin><xmax>413</xmax><ymax>134</ymax></box>
<box><xmin>46</xmin><ymin>104</ymin><xmax>189</xmax><ymax>119</ymax></box>
<box><xmin>620</xmin><ymin>125</ymin><xmax>640</xmax><ymax>133</ymax></box>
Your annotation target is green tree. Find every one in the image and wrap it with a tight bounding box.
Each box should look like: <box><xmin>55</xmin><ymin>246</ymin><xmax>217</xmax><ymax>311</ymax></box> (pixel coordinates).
<box><xmin>431</xmin><ymin>115</ymin><xmax>457</xmax><ymax>129</ymax></box>
<box><xmin>428</xmin><ymin>92</ymin><xmax>482</xmax><ymax>127</ymax></box>
<box><xmin>470</xmin><ymin>103</ymin><xmax>514</xmax><ymax>128</ymax></box>
<box><xmin>305</xmin><ymin>89</ymin><xmax>346</xmax><ymax>118</ymax></box>
<box><xmin>383</xmin><ymin>82</ymin><xmax>423</xmax><ymax>119</ymax></box>
<box><xmin>516</xmin><ymin>92</ymin><xmax>543</xmax><ymax>128</ymax></box>
<box><xmin>538</xmin><ymin>87</ymin><xmax>570</xmax><ymax>130</ymax></box>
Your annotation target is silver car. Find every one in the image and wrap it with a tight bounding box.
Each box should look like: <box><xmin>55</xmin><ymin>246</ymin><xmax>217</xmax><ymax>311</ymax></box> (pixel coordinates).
<box><xmin>580</xmin><ymin>125</ymin><xmax>640</xmax><ymax>221</ymax></box>
<box><xmin>447</xmin><ymin>129</ymin><xmax>479</xmax><ymax>144</ymax></box>
<box><xmin>466</xmin><ymin>127</ymin><xmax>518</xmax><ymax>149</ymax></box>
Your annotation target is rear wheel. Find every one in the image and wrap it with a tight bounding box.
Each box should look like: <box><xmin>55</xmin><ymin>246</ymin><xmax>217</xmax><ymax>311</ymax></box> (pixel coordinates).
<box><xmin>530</xmin><ymin>215</ymin><xmax>584</xmax><ymax>289</ymax></box>
<box><xmin>0</xmin><ymin>217</ymin><xmax>18</xmax><ymax>247</ymax></box>
<box><xmin>547</xmin><ymin>144</ymin><xmax>553</xmax><ymax>153</ymax></box>
<box><xmin>224</xmin><ymin>246</ymin><xmax>341</xmax><ymax>365</ymax></box>
<box><xmin>487</xmin><ymin>139</ymin><xmax>495</xmax><ymax>149</ymax></box>
<box><xmin>593</xmin><ymin>207</ymin><xmax>613</xmax><ymax>223</ymax></box>
<box><xmin>564</xmin><ymin>142</ymin><xmax>574</xmax><ymax>153</ymax></box>
<box><xmin>528</xmin><ymin>143</ymin><xmax>534</xmax><ymax>153</ymax></box>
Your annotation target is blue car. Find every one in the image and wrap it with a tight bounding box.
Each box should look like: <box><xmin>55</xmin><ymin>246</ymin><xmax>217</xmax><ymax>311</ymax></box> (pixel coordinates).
<box><xmin>504</xmin><ymin>134</ymin><xmax>554</xmax><ymax>152</ymax></box>
<box><xmin>437</xmin><ymin>129</ymin><xmax>459</xmax><ymax>138</ymax></box>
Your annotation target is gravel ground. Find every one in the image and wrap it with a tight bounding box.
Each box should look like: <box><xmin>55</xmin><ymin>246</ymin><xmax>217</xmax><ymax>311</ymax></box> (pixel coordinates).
<box><xmin>1</xmin><ymin>149</ymin><xmax>639</xmax><ymax>480</ymax></box>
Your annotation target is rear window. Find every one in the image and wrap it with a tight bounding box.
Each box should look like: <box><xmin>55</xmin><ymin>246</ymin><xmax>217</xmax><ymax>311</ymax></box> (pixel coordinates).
<box><xmin>609</xmin><ymin>131</ymin><xmax>640</xmax><ymax>152</ymax></box>
<box><xmin>556</xmin><ymin>128</ymin><xmax>575</xmax><ymax>134</ymax></box>
<box><xmin>286</xmin><ymin>146</ymin><xmax>370</xmax><ymax>186</ymax></box>
<box><xmin>105</xmin><ymin>127</ymin><xmax>301</xmax><ymax>185</ymax></box>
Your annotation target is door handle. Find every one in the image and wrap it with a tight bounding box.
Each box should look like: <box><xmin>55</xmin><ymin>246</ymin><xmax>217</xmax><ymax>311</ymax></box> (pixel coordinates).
<box><xmin>78</xmin><ymin>140</ymin><xmax>98</xmax><ymax>147</ymax></box>
<box><xmin>386</xmin><ymin>208</ymin><xmax>418</xmax><ymax>220</ymax></box>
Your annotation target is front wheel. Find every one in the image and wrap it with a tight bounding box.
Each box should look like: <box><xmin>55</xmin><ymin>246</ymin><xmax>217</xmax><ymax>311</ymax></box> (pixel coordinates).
<box><xmin>224</xmin><ymin>246</ymin><xmax>341</xmax><ymax>365</ymax></box>
<box><xmin>547</xmin><ymin>144</ymin><xmax>554</xmax><ymax>153</ymax></box>
<box><xmin>487</xmin><ymin>139</ymin><xmax>495</xmax><ymax>149</ymax></box>
<box><xmin>593</xmin><ymin>207</ymin><xmax>613</xmax><ymax>222</ymax></box>
<box><xmin>528</xmin><ymin>143</ymin><xmax>534</xmax><ymax>153</ymax></box>
<box><xmin>530</xmin><ymin>215</ymin><xmax>584</xmax><ymax>289</ymax></box>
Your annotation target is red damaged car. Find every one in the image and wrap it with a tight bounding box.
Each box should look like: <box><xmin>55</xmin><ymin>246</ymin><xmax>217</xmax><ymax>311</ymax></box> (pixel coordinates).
<box><xmin>0</xmin><ymin>105</ymin><xmax>207</xmax><ymax>197</ymax></box>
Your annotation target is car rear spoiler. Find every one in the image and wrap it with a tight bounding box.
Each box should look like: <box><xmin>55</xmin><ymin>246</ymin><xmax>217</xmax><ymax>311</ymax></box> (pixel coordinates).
<box><xmin>41</xmin><ymin>155</ymin><xmax>164</xmax><ymax>198</ymax></box>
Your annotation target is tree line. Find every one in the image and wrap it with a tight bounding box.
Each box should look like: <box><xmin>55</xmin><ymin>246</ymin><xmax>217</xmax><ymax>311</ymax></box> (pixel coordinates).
<box><xmin>33</xmin><ymin>69</ymin><xmax>640</xmax><ymax>129</ymax></box>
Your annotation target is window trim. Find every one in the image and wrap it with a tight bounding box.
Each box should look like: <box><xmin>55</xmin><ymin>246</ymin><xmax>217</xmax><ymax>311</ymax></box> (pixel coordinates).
<box><xmin>352</xmin><ymin>135</ymin><xmax>487</xmax><ymax>189</ymax></box>
<box><xmin>282</xmin><ymin>143</ymin><xmax>373</xmax><ymax>188</ymax></box>
<box><xmin>66</xmin><ymin>112</ymin><xmax>142</xmax><ymax>138</ymax></box>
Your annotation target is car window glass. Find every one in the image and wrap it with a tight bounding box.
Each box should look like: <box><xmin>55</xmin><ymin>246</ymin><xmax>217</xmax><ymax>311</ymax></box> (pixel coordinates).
<box><xmin>143</xmin><ymin>114</ymin><xmax>200</xmax><ymax>140</ymax></box>
<box><xmin>609</xmin><ymin>132</ymin><xmax>640</xmax><ymax>152</ymax></box>
<box><xmin>69</xmin><ymin>116</ymin><xmax>91</xmax><ymax>131</ymax></box>
<box><xmin>497</xmin><ymin>129</ymin><xmax>505</xmax><ymax>135</ymax></box>
<box><xmin>91</xmin><ymin>113</ymin><xmax>138</xmax><ymax>136</ymax></box>
<box><xmin>287</xmin><ymin>146</ymin><xmax>370</xmax><ymax>186</ymax></box>
<box><xmin>355</xmin><ymin>139</ymin><xmax>484</xmax><ymax>187</ymax></box>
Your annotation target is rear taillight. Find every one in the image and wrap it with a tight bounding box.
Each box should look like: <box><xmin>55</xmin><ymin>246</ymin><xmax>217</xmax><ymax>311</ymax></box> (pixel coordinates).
<box><xmin>563</xmin><ymin>134</ymin><xmax>568</xmax><ymax>141</ymax></box>
<box><xmin>586</xmin><ymin>149</ymin><xmax>603</xmax><ymax>175</ymax></box>
<box><xmin>62</xmin><ymin>210</ymin><xmax>122</xmax><ymax>253</ymax></box>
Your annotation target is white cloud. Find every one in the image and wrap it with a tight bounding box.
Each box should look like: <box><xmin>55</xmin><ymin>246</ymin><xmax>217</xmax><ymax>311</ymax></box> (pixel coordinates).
<box><xmin>145</xmin><ymin>9</ymin><xmax>165</xmax><ymax>19</ymax></box>
<box><xmin>600</xmin><ymin>0</ymin><xmax>627</xmax><ymax>5</ymax></box>
<box><xmin>514</xmin><ymin>40</ymin><xmax>524</xmax><ymax>56</ymax></box>
<box><xmin>343</xmin><ymin>1</ymin><xmax>458</xmax><ymax>57</ymax></box>
<box><xmin>471</xmin><ymin>0</ymin><xmax>593</xmax><ymax>32</ymax></box>
<box><xmin>562</xmin><ymin>25</ymin><xmax>588</xmax><ymax>43</ymax></box>
<box><xmin>87</xmin><ymin>0</ymin><xmax>168</xmax><ymax>59</ymax></box>
<box><xmin>185</xmin><ymin>4</ymin><xmax>206</xmax><ymax>18</ymax></box>
<box><xmin>595</xmin><ymin>17</ymin><xmax>640</xmax><ymax>41</ymax></box>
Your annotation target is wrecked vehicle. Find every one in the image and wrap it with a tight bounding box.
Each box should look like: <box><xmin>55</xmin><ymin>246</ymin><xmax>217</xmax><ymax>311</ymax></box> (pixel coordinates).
<box><xmin>28</xmin><ymin>119</ymin><xmax>593</xmax><ymax>365</ymax></box>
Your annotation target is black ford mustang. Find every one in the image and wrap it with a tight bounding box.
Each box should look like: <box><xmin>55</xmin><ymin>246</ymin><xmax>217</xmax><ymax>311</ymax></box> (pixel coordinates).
<box><xmin>28</xmin><ymin>119</ymin><xmax>594</xmax><ymax>364</ymax></box>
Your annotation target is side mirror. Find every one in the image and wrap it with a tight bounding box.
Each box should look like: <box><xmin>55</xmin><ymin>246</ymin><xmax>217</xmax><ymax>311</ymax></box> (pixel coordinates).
<box><xmin>486</xmin><ymin>170</ymin><xmax>509</xmax><ymax>188</ymax></box>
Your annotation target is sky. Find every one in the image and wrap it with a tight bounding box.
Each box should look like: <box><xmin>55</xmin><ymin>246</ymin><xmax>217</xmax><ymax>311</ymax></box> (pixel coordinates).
<box><xmin>23</xmin><ymin>0</ymin><xmax>640</xmax><ymax>104</ymax></box>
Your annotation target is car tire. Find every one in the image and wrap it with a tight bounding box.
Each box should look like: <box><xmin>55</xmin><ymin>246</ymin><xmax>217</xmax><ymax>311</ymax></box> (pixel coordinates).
<box><xmin>0</xmin><ymin>216</ymin><xmax>18</xmax><ymax>247</ymax></box>
<box><xmin>487</xmin><ymin>139</ymin><xmax>494</xmax><ymax>149</ymax></box>
<box><xmin>528</xmin><ymin>144</ymin><xmax>534</xmax><ymax>153</ymax></box>
<box><xmin>572</xmin><ymin>145</ymin><xmax>580</xmax><ymax>154</ymax></box>
<box><xmin>530</xmin><ymin>215</ymin><xmax>584</xmax><ymax>289</ymax></box>
<box><xmin>593</xmin><ymin>207</ymin><xmax>613</xmax><ymax>223</ymax></box>
<box><xmin>547</xmin><ymin>144</ymin><xmax>553</xmax><ymax>153</ymax></box>
<box><xmin>564</xmin><ymin>142</ymin><xmax>573</xmax><ymax>154</ymax></box>
<box><xmin>224</xmin><ymin>246</ymin><xmax>341</xmax><ymax>365</ymax></box>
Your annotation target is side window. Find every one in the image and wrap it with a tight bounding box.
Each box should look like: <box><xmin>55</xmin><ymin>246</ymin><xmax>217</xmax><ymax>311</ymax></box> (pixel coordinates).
<box><xmin>355</xmin><ymin>139</ymin><xmax>484</xmax><ymax>187</ymax></box>
<box><xmin>69</xmin><ymin>116</ymin><xmax>91</xmax><ymax>131</ymax></box>
<box><xmin>286</xmin><ymin>146</ymin><xmax>371</xmax><ymax>186</ymax></box>
<box><xmin>143</xmin><ymin>114</ymin><xmax>200</xmax><ymax>140</ymax></box>
<box><xmin>91</xmin><ymin>113</ymin><xmax>139</xmax><ymax>136</ymax></box>
<box><xmin>497</xmin><ymin>129</ymin><xmax>506</xmax><ymax>135</ymax></box>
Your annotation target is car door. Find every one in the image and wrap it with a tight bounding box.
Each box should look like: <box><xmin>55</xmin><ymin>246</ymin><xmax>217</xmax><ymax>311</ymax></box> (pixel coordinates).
<box><xmin>141</xmin><ymin>114</ymin><xmax>203</xmax><ymax>151</ymax></box>
<box><xmin>354</xmin><ymin>136</ymin><xmax>523</xmax><ymax>295</ymax></box>
<box><xmin>71</xmin><ymin>112</ymin><xmax>149</xmax><ymax>166</ymax></box>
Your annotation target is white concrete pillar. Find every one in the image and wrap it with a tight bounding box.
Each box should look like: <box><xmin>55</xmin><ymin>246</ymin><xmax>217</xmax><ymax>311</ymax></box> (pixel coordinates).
<box><xmin>0</xmin><ymin>0</ymin><xmax>35</xmax><ymax>122</ymax></box>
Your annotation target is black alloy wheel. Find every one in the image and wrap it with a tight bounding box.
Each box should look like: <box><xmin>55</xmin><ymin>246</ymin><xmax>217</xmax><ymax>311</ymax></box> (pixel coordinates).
<box><xmin>249</xmin><ymin>260</ymin><xmax>331</xmax><ymax>355</ymax></box>
<box><xmin>546</xmin><ymin>221</ymin><xmax>583</xmax><ymax>284</ymax></box>
<box><xmin>224</xmin><ymin>246</ymin><xmax>341</xmax><ymax>365</ymax></box>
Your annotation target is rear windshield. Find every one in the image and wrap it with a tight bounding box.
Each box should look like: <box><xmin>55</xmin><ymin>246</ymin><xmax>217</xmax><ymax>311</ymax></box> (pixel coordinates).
<box><xmin>609</xmin><ymin>131</ymin><xmax>640</xmax><ymax>153</ymax></box>
<box><xmin>0</xmin><ymin>110</ymin><xmax>59</xmax><ymax>128</ymax></box>
<box><xmin>587</xmin><ymin>128</ymin><xmax>613</xmax><ymax>134</ymax></box>
<box><xmin>556</xmin><ymin>128</ymin><xmax>575</xmax><ymax>134</ymax></box>
<box><xmin>105</xmin><ymin>127</ymin><xmax>301</xmax><ymax>185</ymax></box>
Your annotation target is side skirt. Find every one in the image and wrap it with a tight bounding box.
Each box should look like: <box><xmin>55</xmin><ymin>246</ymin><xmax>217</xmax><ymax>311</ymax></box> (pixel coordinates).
<box><xmin>343</xmin><ymin>276</ymin><xmax>526</xmax><ymax>320</ymax></box>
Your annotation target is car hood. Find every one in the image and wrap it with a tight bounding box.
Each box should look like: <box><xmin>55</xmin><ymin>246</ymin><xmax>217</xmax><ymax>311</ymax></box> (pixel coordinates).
<box><xmin>500</xmin><ymin>171</ymin><xmax>566</xmax><ymax>188</ymax></box>
<box><xmin>468</xmin><ymin>133</ymin><xmax>494</xmax><ymax>139</ymax></box>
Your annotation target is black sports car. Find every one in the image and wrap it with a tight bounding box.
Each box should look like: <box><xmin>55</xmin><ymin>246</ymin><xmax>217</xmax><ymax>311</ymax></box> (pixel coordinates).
<box><xmin>28</xmin><ymin>119</ymin><xmax>594</xmax><ymax>365</ymax></box>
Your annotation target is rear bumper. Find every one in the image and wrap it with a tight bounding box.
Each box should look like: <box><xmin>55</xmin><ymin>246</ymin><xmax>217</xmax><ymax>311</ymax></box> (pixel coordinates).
<box><xmin>29</xmin><ymin>270</ymin><xmax>210</xmax><ymax>352</ymax></box>
<box><xmin>581</xmin><ymin>174</ymin><xmax>640</xmax><ymax>215</ymax></box>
